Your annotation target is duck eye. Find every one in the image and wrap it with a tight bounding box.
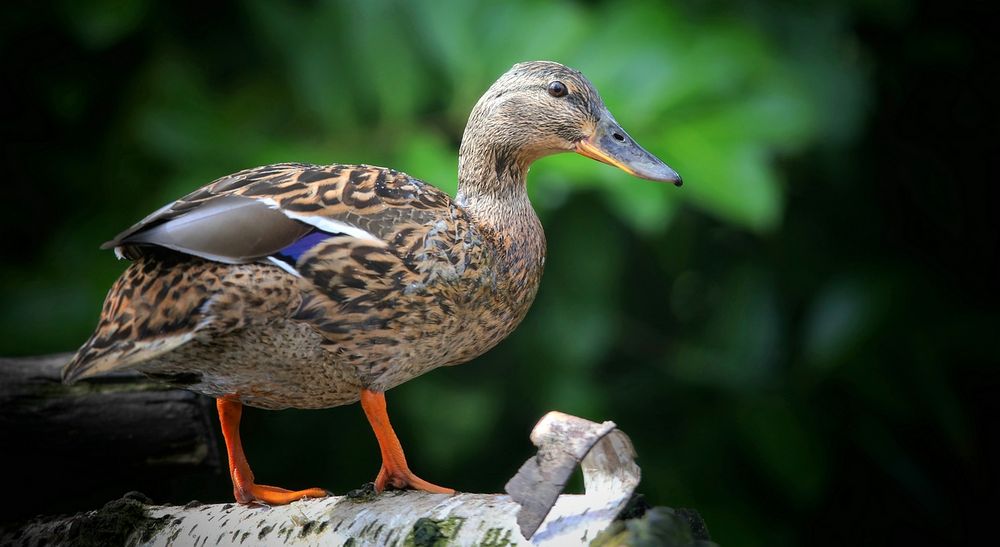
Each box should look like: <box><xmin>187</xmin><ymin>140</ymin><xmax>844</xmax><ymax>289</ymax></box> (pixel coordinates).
<box><xmin>547</xmin><ymin>81</ymin><xmax>568</xmax><ymax>98</ymax></box>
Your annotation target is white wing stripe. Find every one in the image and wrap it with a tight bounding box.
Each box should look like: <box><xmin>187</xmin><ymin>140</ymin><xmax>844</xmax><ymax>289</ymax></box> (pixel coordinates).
<box><xmin>267</xmin><ymin>256</ymin><xmax>303</xmax><ymax>277</ymax></box>
<box><xmin>255</xmin><ymin>197</ymin><xmax>383</xmax><ymax>243</ymax></box>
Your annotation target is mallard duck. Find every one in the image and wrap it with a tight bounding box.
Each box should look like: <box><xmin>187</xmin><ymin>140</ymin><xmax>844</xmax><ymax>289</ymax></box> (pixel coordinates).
<box><xmin>62</xmin><ymin>61</ymin><xmax>681</xmax><ymax>505</ymax></box>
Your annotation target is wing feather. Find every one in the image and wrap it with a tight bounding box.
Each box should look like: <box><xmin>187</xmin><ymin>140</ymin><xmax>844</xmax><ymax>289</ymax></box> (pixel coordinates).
<box><xmin>101</xmin><ymin>163</ymin><xmax>452</xmax><ymax>264</ymax></box>
<box><xmin>111</xmin><ymin>195</ymin><xmax>312</xmax><ymax>263</ymax></box>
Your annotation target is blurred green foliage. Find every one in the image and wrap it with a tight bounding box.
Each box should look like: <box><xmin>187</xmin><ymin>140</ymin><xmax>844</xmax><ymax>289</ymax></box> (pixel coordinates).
<box><xmin>2</xmin><ymin>0</ymin><xmax>862</xmax><ymax>356</ymax></box>
<box><xmin>2</xmin><ymin>0</ymin><xmax>995</xmax><ymax>545</ymax></box>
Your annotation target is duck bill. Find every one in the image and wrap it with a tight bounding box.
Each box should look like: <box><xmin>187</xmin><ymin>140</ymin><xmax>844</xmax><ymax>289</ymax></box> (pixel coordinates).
<box><xmin>575</xmin><ymin>113</ymin><xmax>682</xmax><ymax>186</ymax></box>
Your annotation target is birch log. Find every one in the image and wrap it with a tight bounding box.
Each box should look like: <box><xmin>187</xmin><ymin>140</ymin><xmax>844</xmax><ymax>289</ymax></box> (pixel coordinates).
<box><xmin>3</xmin><ymin>413</ymin><xmax>665</xmax><ymax>546</ymax></box>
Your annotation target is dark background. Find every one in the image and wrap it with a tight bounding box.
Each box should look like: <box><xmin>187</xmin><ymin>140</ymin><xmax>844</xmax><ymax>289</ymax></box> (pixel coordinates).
<box><xmin>1</xmin><ymin>1</ymin><xmax>996</xmax><ymax>545</ymax></box>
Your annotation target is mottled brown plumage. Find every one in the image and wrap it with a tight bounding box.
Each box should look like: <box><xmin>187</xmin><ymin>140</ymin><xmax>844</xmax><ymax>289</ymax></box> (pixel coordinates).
<box><xmin>69</xmin><ymin>163</ymin><xmax>533</xmax><ymax>408</ymax></box>
<box><xmin>63</xmin><ymin>60</ymin><xmax>681</xmax><ymax>503</ymax></box>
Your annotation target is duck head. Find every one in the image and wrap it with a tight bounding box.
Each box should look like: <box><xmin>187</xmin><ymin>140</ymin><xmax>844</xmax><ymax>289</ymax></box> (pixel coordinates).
<box><xmin>458</xmin><ymin>60</ymin><xmax>681</xmax><ymax>202</ymax></box>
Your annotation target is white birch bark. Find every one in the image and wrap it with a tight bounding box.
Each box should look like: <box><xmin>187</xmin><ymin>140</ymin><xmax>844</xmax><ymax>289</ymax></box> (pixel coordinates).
<box><xmin>5</xmin><ymin>412</ymin><xmax>640</xmax><ymax>546</ymax></box>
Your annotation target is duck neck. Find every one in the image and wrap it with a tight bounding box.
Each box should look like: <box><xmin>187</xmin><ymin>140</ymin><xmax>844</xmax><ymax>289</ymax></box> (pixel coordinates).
<box><xmin>456</xmin><ymin>136</ymin><xmax>546</xmax><ymax>272</ymax></box>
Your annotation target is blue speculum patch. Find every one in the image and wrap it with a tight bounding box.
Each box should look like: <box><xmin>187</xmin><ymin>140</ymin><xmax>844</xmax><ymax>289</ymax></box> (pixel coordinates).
<box><xmin>272</xmin><ymin>230</ymin><xmax>335</xmax><ymax>266</ymax></box>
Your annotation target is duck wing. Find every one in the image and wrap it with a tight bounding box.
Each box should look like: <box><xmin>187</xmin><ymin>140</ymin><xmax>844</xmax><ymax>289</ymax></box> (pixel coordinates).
<box><xmin>105</xmin><ymin>162</ymin><xmax>453</xmax><ymax>265</ymax></box>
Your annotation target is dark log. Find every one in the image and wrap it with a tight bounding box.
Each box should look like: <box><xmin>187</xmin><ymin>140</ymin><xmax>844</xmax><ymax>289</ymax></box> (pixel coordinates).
<box><xmin>0</xmin><ymin>354</ymin><xmax>221</xmax><ymax>520</ymax></box>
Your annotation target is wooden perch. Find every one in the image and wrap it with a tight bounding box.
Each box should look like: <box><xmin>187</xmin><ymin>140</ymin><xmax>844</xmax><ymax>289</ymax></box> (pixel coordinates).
<box><xmin>0</xmin><ymin>354</ymin><xmax>221</xmax><ymax>519</ymax></box>
<box><xmin>1</xmin><ymin>413</ymin><xmax>710</xmax><ymax>546</ymax></box>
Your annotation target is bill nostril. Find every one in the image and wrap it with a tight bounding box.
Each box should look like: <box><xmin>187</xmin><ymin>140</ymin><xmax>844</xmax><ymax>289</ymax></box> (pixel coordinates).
<box><xmin>612</xmin><ymin>132</ymin><xmax>625</xmax><ymax>142</ymax></box>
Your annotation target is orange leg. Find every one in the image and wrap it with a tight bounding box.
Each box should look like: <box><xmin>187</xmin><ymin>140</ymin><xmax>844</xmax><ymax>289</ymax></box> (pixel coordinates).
<box><xmin>216</xmin><ymin>398</ymin><xmax>328</xmax><ymax>505</ymax></box>
<box><xmin>360</xmin><ymin>389</ymin><xmax>455</xmax><ymax>494</ymax></box>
